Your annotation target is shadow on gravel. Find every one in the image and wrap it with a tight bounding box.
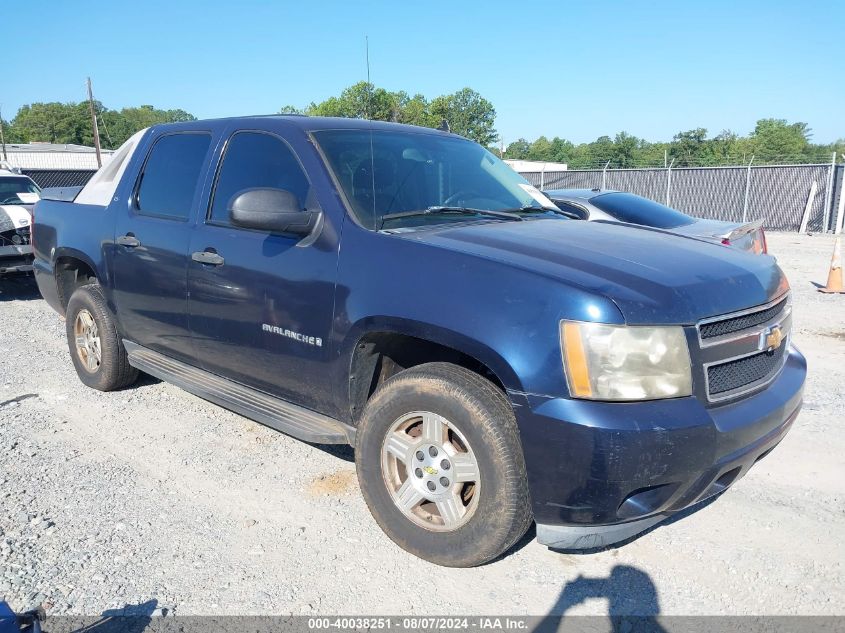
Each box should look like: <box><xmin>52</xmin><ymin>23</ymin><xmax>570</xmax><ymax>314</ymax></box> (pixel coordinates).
<box><xmin>307</xmin><ymin>442</ymin><xmax>355</xmax><ymax>463</ymax></box>
<box><xmin>0</xmin><ymin>275</ymin><xmax>41</xmax><ymax>302</ymax></box>
<box><xmin>0</xmin><ymin>393</ymin><xmax>38</xmax><ymax>408</ymax></box>
<box><xmin>133</xmin><ymin>372</ymin><xmax>162</xmax><ymax>388</ymax></box>
<box><xmin>533</xmin><ymin>565</ymin><xmax>666</xmax><ymax>631</ymax></box>
<box><xmin>73</xmin><ymin>599</ymin><xmax>162</xmax><ymax>633</ymax></box>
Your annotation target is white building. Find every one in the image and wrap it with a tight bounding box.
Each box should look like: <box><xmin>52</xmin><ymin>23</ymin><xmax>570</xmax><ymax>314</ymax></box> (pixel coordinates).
<box><xmin>0</xmin><ymin>142</ymin><xmax>114</xmax><ymax>170</ymax></box>
<box><xmin>504</xmin><ymin>159</ymin><xmax>568</xmax><ymax>173</ymax></box>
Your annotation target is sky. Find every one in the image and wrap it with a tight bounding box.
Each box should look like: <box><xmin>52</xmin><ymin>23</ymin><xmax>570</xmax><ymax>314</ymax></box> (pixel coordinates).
<box><xmin>5</xmin><ymin>0</ymin><xmax>844</xmax><ymax>146</ymax></box>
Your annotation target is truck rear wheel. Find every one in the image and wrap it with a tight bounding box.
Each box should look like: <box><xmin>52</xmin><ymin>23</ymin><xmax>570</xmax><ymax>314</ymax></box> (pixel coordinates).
<box><xmin>65</xmin><ymin>283</ymin><xmax>138</xmax><ymax>391</ymax></box>
<box><xmin>355</xmin><ymin>362</ymin><xmax>532</xmax><ymax>567</ymax></box>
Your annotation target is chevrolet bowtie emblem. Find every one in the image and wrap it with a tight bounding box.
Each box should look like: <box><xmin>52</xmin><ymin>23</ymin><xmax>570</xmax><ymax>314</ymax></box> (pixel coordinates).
<box><xmin>762</xmin><ymin>325</ymin><xmax>784</xmax><ymax>352</ymax></box>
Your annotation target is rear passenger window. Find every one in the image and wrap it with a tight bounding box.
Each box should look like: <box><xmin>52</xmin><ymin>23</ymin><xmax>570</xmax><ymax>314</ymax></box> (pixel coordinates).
<box><xmin>136</xmin><ymin>133</ymin><xmax>211</xmax><ymax>220</ymax></box>
<box><xmin>208</xmin><ymin>131</ymin><xmax>309</xmax><ymax>226</ymax></box>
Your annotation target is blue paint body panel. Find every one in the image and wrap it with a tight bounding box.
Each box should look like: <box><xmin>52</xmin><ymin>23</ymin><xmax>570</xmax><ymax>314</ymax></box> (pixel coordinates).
<box><xmin>0</xmin><ymin>602</ymin><xmax>17</xmax><ymax>633</ymax></box>
<box><xmin>31</xmin><ymin>115</ymin><xmax>806</xmax><ymax>532</ymax></box>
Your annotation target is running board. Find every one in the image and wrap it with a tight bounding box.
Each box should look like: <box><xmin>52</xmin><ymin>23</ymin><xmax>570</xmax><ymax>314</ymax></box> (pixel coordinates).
<box><xmin>123</xmin><ymin>341</ymin><xmax>353</xmax><ymax>445</ymax></box>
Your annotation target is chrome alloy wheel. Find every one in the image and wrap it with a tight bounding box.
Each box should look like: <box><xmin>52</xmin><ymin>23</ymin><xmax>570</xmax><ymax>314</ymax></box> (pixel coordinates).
<box><xmin>73</xmin><ymin>308</ymin><xmax>101</xmax><ymax>373</ymax></box>
<box><xmin>381</xmin><ymin>411</ymin><xmax>480</xmax><ymax>531</ymax></box>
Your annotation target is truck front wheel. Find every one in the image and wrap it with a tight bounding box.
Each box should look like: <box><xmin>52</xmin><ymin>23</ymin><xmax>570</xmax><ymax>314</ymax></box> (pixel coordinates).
<box><xmin>355</xmin><ymin>362</ymin><xmax>532</xmax><ymax>567</ymax></box>
<box><xmin>65</xmin><ymin>284</ymin><xmax>138</xmax><ymax>391</ymax></box>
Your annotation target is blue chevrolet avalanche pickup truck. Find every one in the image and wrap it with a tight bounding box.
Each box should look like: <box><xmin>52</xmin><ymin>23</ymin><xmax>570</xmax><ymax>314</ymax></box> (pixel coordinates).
<box><xmin>32</xmin><ymin>116</ymin><xmax>806</xmax><ymax>567</ymax></box>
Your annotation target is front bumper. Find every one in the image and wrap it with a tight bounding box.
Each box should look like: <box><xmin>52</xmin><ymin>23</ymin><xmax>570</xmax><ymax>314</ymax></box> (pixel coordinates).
<box><xmin>511</xmin><ymin>345</ymin><xmax>806</xmax><ymax>549</ymax></box>
<box><xmin>0</xmin><ymin>245</ymin><xmax>34</xmax><ymax>275</ymax></box>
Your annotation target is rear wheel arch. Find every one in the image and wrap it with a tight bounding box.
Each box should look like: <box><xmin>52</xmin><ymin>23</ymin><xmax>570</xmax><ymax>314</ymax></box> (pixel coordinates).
<box><xmin>54</xmin><ymin>253</ymin><xmax>99</xmax><ymax>312</ymax></box>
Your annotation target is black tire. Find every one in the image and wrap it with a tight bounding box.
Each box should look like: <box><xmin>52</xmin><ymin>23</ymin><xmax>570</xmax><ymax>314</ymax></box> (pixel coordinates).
<box><xmin>65</xmin><ymin>283</ymin><xmax>138</xmax><ymax>391</ymax></box>
<box><xmin>355</xmin><ymin>362</ymin><xmax>532</xmax><ymax>567</ymax></box>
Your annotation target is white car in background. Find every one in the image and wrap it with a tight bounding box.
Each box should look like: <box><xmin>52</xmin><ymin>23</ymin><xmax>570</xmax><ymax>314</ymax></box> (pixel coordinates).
<box><xmin>0</xmin><ymin>169</ymin><xmax>40</xmax><ymax>276</ymax></box>
<box><xmin>545</xmin><ymin>188</ymin><xmax>768</xmax><ymax>255</ymax></box>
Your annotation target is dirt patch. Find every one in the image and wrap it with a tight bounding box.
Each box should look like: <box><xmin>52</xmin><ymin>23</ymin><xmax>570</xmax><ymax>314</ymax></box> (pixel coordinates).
<box><xmin>307</xmin><ymin>470</ymin><xmax>357</xmax><ymax>496</ymax></box>
<box><xmin>818</xmin><ymin>329</ymin><xmax>845</xmax><ymax>341</ymax></box>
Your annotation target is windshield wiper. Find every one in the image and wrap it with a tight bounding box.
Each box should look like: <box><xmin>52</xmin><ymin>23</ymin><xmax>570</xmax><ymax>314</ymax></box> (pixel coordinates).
<box><xmin>499</xmin><ymin>204</ymin><xmax>581</xmax><ymax>220</ymax></box>
<box><xmin>379</xmin><ymin>206</ymin><xmax>524</xmax><ymax>229</ymax></box>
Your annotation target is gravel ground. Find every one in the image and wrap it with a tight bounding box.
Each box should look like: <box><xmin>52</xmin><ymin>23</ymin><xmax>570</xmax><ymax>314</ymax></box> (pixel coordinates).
<box><xmin>0</xmin><ymin>232</ymin><xmax>843</xmax><ymax>617</ymax></box>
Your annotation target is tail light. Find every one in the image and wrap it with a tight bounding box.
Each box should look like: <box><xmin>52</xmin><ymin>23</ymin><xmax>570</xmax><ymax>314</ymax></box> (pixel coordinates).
<box><xmin>723</xmin><ymin>226</ymin><xmax>767</xmax><ymax>255</ymax></box>
<box><xmin>30</xmin><ymin>206</ymin><xmax>35</xmax><ymax>252</ymax></box>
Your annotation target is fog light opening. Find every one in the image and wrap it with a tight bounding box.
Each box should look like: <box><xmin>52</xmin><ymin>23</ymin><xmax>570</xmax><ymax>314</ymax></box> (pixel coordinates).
<box><xmin>617</xmin><ymin>483</ymin><xmax>679</xmax><ymax>520</ymax></box>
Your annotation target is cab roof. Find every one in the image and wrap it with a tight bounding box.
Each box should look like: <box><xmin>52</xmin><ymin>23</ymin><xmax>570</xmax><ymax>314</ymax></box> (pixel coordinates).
<box><xmin>154</xmin><ymin>115</ymin><xmax>460</xmax><ymax>137</ymax></box>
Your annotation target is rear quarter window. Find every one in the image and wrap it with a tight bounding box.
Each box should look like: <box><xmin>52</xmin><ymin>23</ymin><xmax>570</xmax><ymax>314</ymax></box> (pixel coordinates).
<box><xmin>135</xmin><ymin>133</ymin><xmax>211</xmax><ymax>220</ymax></box>
<box><xmin>589</xmin><ymin>192</ymin><xmax>694</xmax><ymax>229</ymax></box>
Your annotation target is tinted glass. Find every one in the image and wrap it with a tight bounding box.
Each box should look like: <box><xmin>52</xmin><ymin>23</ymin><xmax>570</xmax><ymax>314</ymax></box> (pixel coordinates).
<box><xmin>0</xmin><ymin>177</ymin><xmax>41</xmax><ymax>204</ymax></box>
<box><xmin>313</xmin><ymin>130</ymin><xmax>558</xmax><ymax>230</ymax></box>
<box><xmin>553</xmin><ymin>201</ymin><xmax>588</xmax><ymax>220</ymax></box>
<box><xmin>589</xmin><ymin>192</ymin><xmax>694</xmax><ymax>229</ymax></box>
<box><xmin>209</xmin><ymin>132</ymin><xmax>310</xmax><ymax>225</ymax></box>
<box><xmin>136</xmin><ymin>133</ymin><xmax>211</xmax><ymax>220</ymax></box>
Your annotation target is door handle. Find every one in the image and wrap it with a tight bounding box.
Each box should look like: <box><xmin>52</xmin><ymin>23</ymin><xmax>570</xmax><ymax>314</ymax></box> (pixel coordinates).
<box><xmin>191</xmin><ymin>250</ymin><xmax>225</xmax><ymax>266</ymax></box>
<box><xmin>117</xmin><ymin>234</ymin><xmax>140</xmax><ymax>248</ymax></box>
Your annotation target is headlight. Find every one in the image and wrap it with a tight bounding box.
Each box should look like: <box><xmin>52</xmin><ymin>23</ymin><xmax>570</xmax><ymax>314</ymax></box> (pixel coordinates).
<box><xmin>561</xmin><ymin>321</ymin><xmax>692</xmax><ymax>401</ymax></box>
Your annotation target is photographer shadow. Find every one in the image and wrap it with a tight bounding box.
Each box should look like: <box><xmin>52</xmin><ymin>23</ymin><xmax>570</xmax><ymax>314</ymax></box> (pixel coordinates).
<box><xmin>533</xmin><ymin>565</ymin><xmax>666</xmax><ymax>633</ymax></box>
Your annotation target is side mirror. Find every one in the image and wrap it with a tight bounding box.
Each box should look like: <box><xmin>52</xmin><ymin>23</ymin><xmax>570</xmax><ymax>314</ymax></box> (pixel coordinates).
<box><xmin>228</xmin><ymin>188</ymin><xmax>319</xmax><ymax>237</ymax></box>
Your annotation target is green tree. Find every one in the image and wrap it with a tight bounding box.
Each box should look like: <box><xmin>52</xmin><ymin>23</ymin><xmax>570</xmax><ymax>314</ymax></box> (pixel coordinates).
<box><xmin>548</xmin><ymin>137</ymin><xmax>575</xmax><ymax>164</ymax></box>
<box><xmin>99</xmin><ymin>105</ymin><xmax>196</xmax><ymax>147</ymax></box>
<box><xmin>10</xmin><ymin>102</ymin><xmax>89</xmax><ymax>144</ymax></box>
<box><xmin>286</xmin><ymin>83</ymin><xmax>497</xmax><ymax>145</ymax></box>
<box><xmin>429</xmin><ymin>88</ymin><xmax>497</xmax><ymax>145</ymax></box>
<box><xmin>712</xmin><ymin>129</ymin><xmax>740</xmax><ymax>162</ymax></box>
<box><xmin>9</xmin><ymin>102</ymin><xmax>197</xmax><ymax>149</ymax></box>
<box><xmin>306</xmin><ymin>82</ymin><xmax>397</xmax><ymax>121</ymax></box>
<box><xmin>611</xmin><ymin>131</ymin><xmax>642</xmax><ymax>167</ymax></box>
<box><xmin>750</xmin><ymin>118</ymin><xmax>811</xmax><ymax>161</ymax></box>
<box><xmin>670</xmin><ymin>128</ymin><xmax>712</xmax><ymax>166</ymax></box>
<box><xmin>579</xmin><ymin>135</ymin><xmax>615</xmax><ymax>168</ymax></box>
<box><xmin>505</xmin><ymin>138</ymin><xmax>531</xmax><ymax>159</ymax></box>
<box><xmin>392</xmin><ymin>92</ymin><xmax>434</xmax><ymax>127</ymax></box>
<box><xmin>527</xmin><ymin>136</ymin><xmax>553</xmax><ymax>160</ymax></box>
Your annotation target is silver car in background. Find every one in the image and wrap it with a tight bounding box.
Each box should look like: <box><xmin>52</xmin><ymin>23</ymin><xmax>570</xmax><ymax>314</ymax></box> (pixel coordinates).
<box><xmin>545</xmin><ymin>188</ymin><xmax>767</xmax><ymax>255</ymax></box>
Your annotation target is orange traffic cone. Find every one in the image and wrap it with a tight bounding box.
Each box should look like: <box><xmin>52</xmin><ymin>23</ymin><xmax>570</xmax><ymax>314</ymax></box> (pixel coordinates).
<box><xmin>819</xmin><ymin>236</ymin><xmax>844</xmax><ymax>294</ymax></box>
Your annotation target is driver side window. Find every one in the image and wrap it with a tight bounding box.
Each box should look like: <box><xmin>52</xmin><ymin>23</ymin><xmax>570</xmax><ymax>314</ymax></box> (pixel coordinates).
<box><xmin>208</xmin><ymin>131</ymin><xmax>310</xmax><ymax>226</ymax></box>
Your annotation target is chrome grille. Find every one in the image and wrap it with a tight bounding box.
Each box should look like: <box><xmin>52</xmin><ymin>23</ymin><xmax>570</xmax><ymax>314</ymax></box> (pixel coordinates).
<box><xmin>708</xmin><ymin>344</ymin><xmax>787</xmax><ymax>395</ymax></box>
<box><xmin>699</xmin><ymin>297</ymin><xmax>788</xmax><ymax>340</ymax></box>
<box><xmin>698</xmin><ymin>293</ymin><xmax>791</xmax><ymax>403</ymax></box>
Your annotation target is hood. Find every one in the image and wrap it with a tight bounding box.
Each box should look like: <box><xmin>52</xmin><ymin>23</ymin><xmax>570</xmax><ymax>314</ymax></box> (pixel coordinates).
<box><xmin>0</xmin><ymin>204</ymin><xmax>33</xmax><ymax>233</ymax></box>
<box><xmin>398</xmin><ymin>219</ymin><xmax>787</xmax><ymax>325</ymax></box>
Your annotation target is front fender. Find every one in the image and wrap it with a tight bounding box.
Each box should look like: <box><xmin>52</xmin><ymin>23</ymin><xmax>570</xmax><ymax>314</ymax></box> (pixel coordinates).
<box><xmin>338</xmin><ymin>315</ymin><xmax>526</xmax><ymax>394</ymax></box>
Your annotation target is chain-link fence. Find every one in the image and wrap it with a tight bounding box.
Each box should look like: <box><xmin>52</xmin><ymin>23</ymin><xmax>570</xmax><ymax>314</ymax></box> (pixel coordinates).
<box><xmin>522</xmin><ymin>162</ymin><xmax>844</xmax><ymax>233</ymax></box>
<box><xmin>22</xmin><ymin>169</ymin><xmax>97</xmax><ymax>189</ymax></box>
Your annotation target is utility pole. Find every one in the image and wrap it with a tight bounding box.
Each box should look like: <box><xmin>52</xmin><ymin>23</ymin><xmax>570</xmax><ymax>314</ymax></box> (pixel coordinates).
<box><xmin>0</xmin><ymin>106</ymin><xmax>7</xmax><ymax>162</ymax></box>
<box><xmin>87</xmin><ymin>77</ymin><xmax>102</xmax><ymax>168</ymax></box>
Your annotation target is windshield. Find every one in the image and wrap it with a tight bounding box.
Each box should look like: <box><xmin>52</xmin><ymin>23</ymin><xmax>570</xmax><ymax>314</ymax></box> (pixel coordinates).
<box><xmin>0</xmin><ymin>176</ymin><xmax>42</xmax><ymax>205</ymax></box>
<box><xmin>313</xmin><ymin>129</ymin><xmax>558</xmax><ymax>230</ymax></box>
<box><xmin>590</xmin><ymin>192</ymin><xmax>694</xmax><ymax>229</ymax></box>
